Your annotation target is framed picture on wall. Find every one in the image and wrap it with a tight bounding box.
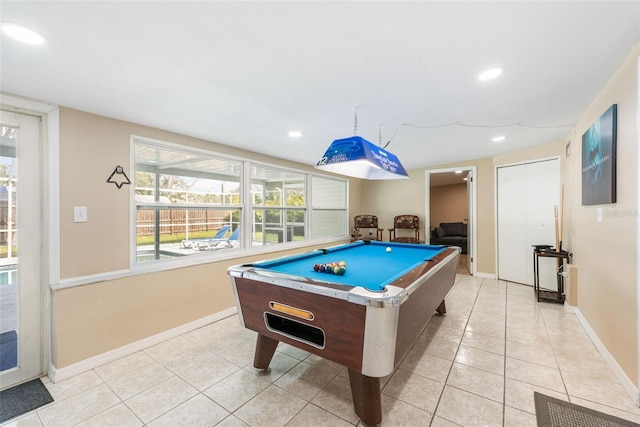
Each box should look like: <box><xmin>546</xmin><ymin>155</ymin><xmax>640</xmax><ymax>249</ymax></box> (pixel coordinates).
<box><xmin>581</xmin><ymin>104</ymin><xmax>617</xmax><ymax>205</ymax></box>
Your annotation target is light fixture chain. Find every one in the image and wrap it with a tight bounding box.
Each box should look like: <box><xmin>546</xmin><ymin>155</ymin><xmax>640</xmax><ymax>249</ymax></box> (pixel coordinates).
<box><xmin>353</xmin><ymin>108</ymin><xmax>358</xmax><ymax>135</ymax></box>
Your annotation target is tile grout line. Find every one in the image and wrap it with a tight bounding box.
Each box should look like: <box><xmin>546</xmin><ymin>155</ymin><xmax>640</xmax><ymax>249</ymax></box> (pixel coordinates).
<box><xmin>276</xmin><ymin>360</ymin><xmax>348</xmax><ymax>427</ymax></box>
<box><xmin>502</xmin><ymin>280</ymin><xmax>508</xmax><ymax>427</ymax></box>
<box><xmin>539</xmin><ymin>302</ymin><xmax>572</xmax><ymax>406</ymax></box>
<box><xmin>428</xmin><ymin>275</ymin><xmax>484</xmax><ymax>427</ymax></box>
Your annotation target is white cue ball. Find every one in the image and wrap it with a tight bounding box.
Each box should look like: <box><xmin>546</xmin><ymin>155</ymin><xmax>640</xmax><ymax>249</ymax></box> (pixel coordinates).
<box><xmin>386</xmin><ymin>247</ymin><xmax>392</xmax><ymax>253</ymax></box>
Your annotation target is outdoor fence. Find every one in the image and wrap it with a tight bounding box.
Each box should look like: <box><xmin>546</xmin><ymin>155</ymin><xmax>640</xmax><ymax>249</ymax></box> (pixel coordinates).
<box><xmin>136</xmin><ymin>209</ymin><xmax>229</xmax><ymax>236</ymax></box>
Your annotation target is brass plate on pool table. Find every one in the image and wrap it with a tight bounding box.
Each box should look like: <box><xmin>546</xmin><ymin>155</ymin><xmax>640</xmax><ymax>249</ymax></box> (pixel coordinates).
<box><xmin>269</xmin><ymin>301</ymin><xmax>315</xmax><ymax>320</ymax></box>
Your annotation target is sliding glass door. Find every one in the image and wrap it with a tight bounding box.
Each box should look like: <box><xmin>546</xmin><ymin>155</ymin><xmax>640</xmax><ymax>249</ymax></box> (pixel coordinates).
<box><xmin>0</xmin><ymin>110</ymin><xmax>43</xmax><ymax>389</ymax></box>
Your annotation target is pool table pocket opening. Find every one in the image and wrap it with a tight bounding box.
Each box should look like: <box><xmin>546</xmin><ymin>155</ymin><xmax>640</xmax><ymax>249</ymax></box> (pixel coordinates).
<box><xmin>264</xmin><ymin>312</ymin><xmax>326</xmax><ymax>349</ymax></box>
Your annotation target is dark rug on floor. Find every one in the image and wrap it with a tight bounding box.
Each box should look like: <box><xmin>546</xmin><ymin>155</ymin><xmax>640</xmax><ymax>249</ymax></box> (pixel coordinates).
<box><xmin>0</xmin><ymin>330</ymin><xmax>18</xmax><ymax>371</ymax></box>
<box><xmin>534</xmin><ymin>392</ymin><xmax>640</xmax><ymax>427</ymax></box>
<box><xmin>0</xmin><ymin>378</ymin><xmax>54</xmax><ymax>423</ymax></box>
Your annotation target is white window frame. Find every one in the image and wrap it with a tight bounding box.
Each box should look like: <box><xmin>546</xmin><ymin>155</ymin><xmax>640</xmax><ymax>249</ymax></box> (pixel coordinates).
<box><xmin>130</xmin><ymin>135</ymin><xmax>349</xmax><ymax>272</ymax></box>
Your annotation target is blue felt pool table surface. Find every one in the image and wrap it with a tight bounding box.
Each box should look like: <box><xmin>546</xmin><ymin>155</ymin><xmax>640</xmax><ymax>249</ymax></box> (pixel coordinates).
<box><xmin>252</xmin><ymin>240</ymin><xmax>446</xmax><ymax>292</ymax></box>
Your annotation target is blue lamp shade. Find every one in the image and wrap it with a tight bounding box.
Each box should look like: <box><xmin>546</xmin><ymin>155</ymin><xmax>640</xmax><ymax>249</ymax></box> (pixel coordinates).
<box><xmin>315</xmin><ymin>136</ymin><xmax>409</xmax><ymax>180</ymax></box>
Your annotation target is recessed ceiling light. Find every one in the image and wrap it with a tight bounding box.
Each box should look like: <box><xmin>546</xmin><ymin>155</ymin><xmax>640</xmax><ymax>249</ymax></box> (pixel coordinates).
<box><xmin>478</xmin><ymin>67</ymin><xmax>503</xmax><ymax>81</ymax></box>
<box><xmin>455</xmin><ymin>170</ymin><xmax>463</xmax><ymax>174</ymax></box>
<box><xmin>492</xmin><ymin>136</ymin><xmax>506</xmax><ymax>142</ymax></box>
<box><xmin>2</xmin><ymin>23</ymin><xmax>46</xmax><ymax>45</ymax></box>
<box><xmin>288</xmin><ymin>130</ymin><xmax>303</xmax><ymax>138</ymax></box>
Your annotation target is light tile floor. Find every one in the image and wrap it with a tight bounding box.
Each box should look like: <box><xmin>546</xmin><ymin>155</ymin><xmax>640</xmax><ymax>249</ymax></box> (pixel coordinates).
<box><xmin>4</xmin><ymin>273</ymin><xmax>640</xmax><ymax>426</ymax></box>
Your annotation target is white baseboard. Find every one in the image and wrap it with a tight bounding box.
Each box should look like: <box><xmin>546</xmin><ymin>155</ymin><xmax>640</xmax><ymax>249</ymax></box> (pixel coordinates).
<box><xmin>473</xmin><ymin>271</ymin><xmax>496</xmax><ymax>279</ymax></box>
<box><xmin>574</xmin><ymin>307</ymin><xmax>639</xmax><ymax>406</ymax></box>
<box><xmin>563</xmin><ymin>301</ymin><xmax>577</xmax><ymax>314</ymax></box>
<box><xmin>48</xmin><ymin>307</ymin><xmax>237</xmax><ymax>383</ymax></box>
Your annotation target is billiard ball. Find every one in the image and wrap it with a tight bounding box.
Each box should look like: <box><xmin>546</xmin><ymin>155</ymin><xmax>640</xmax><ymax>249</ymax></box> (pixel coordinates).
<box><xmin>337</xmin><ymin>266</ymin><xmax>346</xmax><ymax>275</ymax></box>
<box><xmin>319</xmin><ymin>264</ymin><xmax>326</xmax><ymax>272</ymax></box>
<box><xmin>313</xmin><ymin>264</ymin><xmax>320</xmax><ymax>271</ymax></box>
<box><xmin>386</xmin><ymin>247</ymin><xmax>392</xmax><ymax>253</ymax></box>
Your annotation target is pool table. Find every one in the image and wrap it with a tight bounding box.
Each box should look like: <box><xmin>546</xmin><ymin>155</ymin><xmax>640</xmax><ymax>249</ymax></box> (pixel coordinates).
<box><xmin>228</xmin><ymin>240</ymin><xmax>460</xmax><ymax>425</ymax></box>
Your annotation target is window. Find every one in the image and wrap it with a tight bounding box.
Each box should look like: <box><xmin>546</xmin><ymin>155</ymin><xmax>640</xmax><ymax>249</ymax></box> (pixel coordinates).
<box><xmin>251</xmin><ymin>165</ymin><xmax>306</xmax><ymax>245</ymax></box>
<box><xmin>134</xmin><ymin>139</ymin><xmax>242</xmax><ymax>263</ymax></box>
<box><xmin>310</xmin><ymin>175</ymin><xmax>348</xmax><ymax>239</ymax></box>
<box><xmin>133</xmin><ymin>137</ymin><xmax>348</xmax><ymax>265</ymax></box>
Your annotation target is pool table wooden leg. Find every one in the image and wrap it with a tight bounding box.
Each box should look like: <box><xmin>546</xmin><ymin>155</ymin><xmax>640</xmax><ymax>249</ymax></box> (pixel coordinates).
<box><xmin>348</xmin><ymin>368</ymin><xmax>382</xmax><ymax>426</ymax></box>
<box><xmin>436</xmin><ymin>299</ymin><xmax>446</xmax><ymax>315</ymax></box>
<box><xmin>253</xmin><ymin>334</ymin><xmax>279</xmax><ymax>370</ymax></box>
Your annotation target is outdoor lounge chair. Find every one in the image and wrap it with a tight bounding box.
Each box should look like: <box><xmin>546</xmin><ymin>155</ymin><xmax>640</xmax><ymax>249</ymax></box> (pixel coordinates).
<box><xmin>211</xmin><ymin>226</ymin><xmax>241</xmax><ymax>250</ymax></box>
<box><xmin>181</xmin><ymin>225</ymin><xmax>231</xmax><ymax>250</ymax></box>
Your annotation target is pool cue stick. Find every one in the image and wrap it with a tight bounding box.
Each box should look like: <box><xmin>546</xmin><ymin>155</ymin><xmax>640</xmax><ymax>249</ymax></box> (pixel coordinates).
<box><xmin>554</xmin><ymin>204</ymin><xmax>562</xmax><ymax>294</ymax></box>
<box><xmin>559</xmin><ymin>186</ymin><xmax>564</xmax><ymax>251</ymax></box>
<box><xmin>559</xmin><ymin>186</ymin><xmax>566</xmax><ymax>296</ymax></box>
<box><xmin>554</xmin><ymin>205</ymin><xmax>559</xmax><ymax>251</ymax></box>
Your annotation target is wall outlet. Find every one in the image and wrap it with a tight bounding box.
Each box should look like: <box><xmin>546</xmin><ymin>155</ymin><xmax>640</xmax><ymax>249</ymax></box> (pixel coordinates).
<box><xmin>74</xmin><ymin>206</ymin><xmax>88</xmax><ymax>223</ymax></box>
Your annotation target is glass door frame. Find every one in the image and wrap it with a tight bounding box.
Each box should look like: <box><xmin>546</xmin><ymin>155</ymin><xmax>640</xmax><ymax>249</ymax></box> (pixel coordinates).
<box><xmin>0</xmin><ymin>107</ymin><xmax>46</xmax><ymax>389</ymax></box>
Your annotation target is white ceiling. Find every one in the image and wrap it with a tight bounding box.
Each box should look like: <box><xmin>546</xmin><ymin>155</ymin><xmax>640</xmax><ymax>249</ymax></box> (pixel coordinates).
<box><xmin>1</xmin><ymin>1</ymin><xmax>639</xmax><ymax>171</ymax></box>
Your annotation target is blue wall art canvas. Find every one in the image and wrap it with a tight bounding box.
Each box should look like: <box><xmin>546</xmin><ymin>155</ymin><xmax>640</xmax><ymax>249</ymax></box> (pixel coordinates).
<box><xmin>581</xmin><ymin>104</ymin><xmax>617</xmax><ymax>205</ymax></box>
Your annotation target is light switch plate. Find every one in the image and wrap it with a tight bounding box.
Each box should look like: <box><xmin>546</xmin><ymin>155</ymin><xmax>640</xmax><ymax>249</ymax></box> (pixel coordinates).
<box><xmin>596</xmin><ymin>207</ymin><xmax>602</xmax><ymax>223</ymax></box>
<box><xmin>74</xmin><ymin>206</ymin><xmax>87</xmax><ymax>223</ymax></box>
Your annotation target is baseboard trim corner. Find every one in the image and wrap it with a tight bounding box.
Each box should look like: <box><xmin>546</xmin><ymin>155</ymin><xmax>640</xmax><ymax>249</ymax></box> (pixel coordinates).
<box><xmin>563</xmin><ymin>302</ymin><xmax>577</xmax><ymax>313</ymax></box>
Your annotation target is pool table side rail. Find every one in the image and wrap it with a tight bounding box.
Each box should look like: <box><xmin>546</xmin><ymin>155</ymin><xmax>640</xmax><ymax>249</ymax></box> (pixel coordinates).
<box><xmin>229</xmin><ymin>267</ymin><xmax>373</xmax><ymax>303</ymax></box>
<box><xmin>241</xmin><ymin>240</ymin><xmax>358</xmax><ymax>270</ymax></box>
<box><xmin>394</xmin><ymin>248</ymin><xmax>461</xmax><ymax>364</ymax></box>
<box><xmin>399</xmin><ymin>247</ymin><xmax>461</xmax><ymax>297</ymax></box>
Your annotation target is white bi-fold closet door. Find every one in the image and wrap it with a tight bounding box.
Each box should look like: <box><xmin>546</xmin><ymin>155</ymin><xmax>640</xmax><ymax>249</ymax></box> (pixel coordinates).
<box><xmin>497</xmin><ymin>158</ymin><xmax>560</xmax><ymax>286</ymax></box>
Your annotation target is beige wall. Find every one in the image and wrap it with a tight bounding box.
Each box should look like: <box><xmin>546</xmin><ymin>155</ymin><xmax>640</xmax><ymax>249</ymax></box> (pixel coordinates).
<box><xmin>563</xmin><ymin>45</ymin><xmax>638</xmax><ymax>384</ymax></box>
<box><xmin>55</xmin><ymin>108</ymin><xmax>357</xmax><ymax>368</ymax></box>
<box><xmin>359</xmin><ymin>169</ymin><xmax>427</xmax><ymax>242</ymax></box>
<box><xmin>430</xmin><ymin>183</ymin><xmax>468</xmax><ymax>229</ymax></box>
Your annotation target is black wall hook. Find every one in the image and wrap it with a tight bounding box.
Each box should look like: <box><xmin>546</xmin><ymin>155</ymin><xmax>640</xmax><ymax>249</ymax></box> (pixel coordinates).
<box><xmin>107</xmin><ymin>165</ymin><xmax>131</xmax><ymax>189</ymax></box>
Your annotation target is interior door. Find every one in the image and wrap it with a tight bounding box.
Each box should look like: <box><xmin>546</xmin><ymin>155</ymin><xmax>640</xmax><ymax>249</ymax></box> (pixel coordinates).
<box><xmin>0</xmin><ymin>110</ymin><xmax>43</xmax><ymax>389</ymax></box>
<box><xmin>497</xmin><ymin>165</ymin><xmax>528</xmax><ymax>283</ymax></box>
